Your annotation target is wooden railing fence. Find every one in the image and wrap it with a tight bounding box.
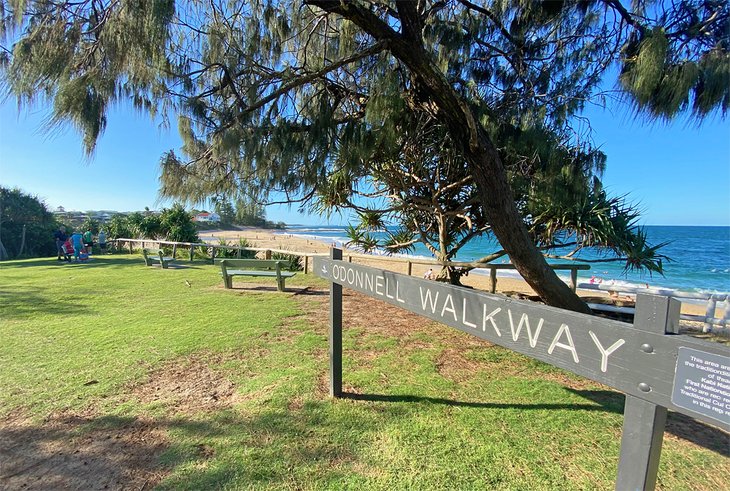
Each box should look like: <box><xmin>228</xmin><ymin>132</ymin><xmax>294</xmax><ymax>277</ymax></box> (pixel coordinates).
<box><xmin>112</xmin><ymin>238</ymin><xmax>589</xmax><ymax>292</ymax></box>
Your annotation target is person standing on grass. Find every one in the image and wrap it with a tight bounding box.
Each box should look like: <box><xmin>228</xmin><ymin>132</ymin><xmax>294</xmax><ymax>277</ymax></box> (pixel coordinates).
<box><xmin>82</xmin><ymin>229</ymin><xmax>94</xmax><ymax>254</ymax></box>
<box><xmin>98</xmin><ymin>229</ymin><xmax>107</xmax><ymax>254</ymax></box>
<box><xmin>53</xmin><ymin>226</ymin><xmax>67</xmax><ymax>261</ymax></box>
<box><xmin>70</xmin><ymin>230</ymin><xmax>84</xmax><ymax>262</ymax></box>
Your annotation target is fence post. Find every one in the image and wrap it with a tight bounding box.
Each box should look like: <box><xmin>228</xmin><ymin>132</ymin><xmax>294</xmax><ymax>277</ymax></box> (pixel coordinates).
<box><xmin>407</xmin><ymin>261</ymin><xmax>412</xmax><ymax>276</ymax></box>
<box><xmin>172</xmin><ymin>244</ymin><xmax>177</xmax><ymax>259</ymax></box>
<box><xmin>128</xmin><ymin>241</ymin><xmax>133</xmax><ymax>255</ymax></box>
<box><xmin>615</xmin><ymin>294</ymin><xmax>680</xmax><ymax>491</ymax></box>
<box><xmin>489</xmin><ymin>268</ymin><xmax>497</xmax><ymax>294</ymax></box>
<box><xmin>210</xmin><ymin>247</ymin><xmax>216</xmax><ymax>264</ymax></box>
<box><xmin>304</xmin><ymin>255</ymin><xmax>309</xmax><ymax>274</ymax></box>
<box><xmin>265</xmin><ymin>249</ymin><xmax>272</xmax><ymax>260</ymax></box>
<box><xmin>703</xmin><ymin>298</ymin><xmax>716</xmax><ymax>333</ymax></box>
<box><xmin>237</xmin><ymin>248</ymin><xmax>242</xmax><ymax>259</ymax></box>
<box><xmin>570</xmin><ymin>268</ymin><xmax>578</xmax><ymax>292</ymax></box>
<box><xmin>329</xmin><ymin>247</ymin><xmax>343</xmax><ymax>398</ymax></box>
<box><xmin>189</xmin><ymin>245</ymin><xmax>194</xmax><ymax>262</ymax></box>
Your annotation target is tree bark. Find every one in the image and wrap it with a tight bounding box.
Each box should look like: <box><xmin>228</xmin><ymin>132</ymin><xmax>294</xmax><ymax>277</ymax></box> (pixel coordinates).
<box><xmin>307</xmin><ymin>0</ymin><xmax>591</xmax><ymax>313</ymax></box>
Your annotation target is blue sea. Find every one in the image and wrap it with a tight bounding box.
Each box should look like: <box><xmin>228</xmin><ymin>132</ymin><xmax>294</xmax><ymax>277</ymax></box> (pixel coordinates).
<box><xmin>283</xmin><ymin>225</ymin><xmax>730</xmax><ymax>294</ymax></box>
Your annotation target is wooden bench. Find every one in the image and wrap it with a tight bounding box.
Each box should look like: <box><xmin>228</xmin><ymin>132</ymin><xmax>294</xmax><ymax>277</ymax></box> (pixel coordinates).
<box><xmin>142</xmin><ymin>248</ymin><xmax>175</xmax><ymax>269</ymax></box>
<box><xmin>219</xmin><ymin>259</ymin><xmax>296</xmax><ymax>291</ymax></box>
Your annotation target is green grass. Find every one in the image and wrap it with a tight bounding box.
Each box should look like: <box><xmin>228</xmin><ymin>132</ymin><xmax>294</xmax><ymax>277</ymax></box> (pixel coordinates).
<box><xmin>1</xmin><ymin>255</ymin><xmax>727</xmax><ymax>490</ymax></box>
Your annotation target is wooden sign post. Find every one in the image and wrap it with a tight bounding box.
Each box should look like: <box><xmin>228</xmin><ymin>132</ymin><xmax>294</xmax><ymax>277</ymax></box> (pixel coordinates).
<box><xmin>329</xmin><ymin>247</ymin><xmax>343</xmax><ymax>397</ymax></box>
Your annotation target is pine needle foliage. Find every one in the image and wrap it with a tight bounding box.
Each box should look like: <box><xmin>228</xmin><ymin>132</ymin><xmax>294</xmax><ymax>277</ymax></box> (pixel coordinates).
<box><xmin>2</xmin><ymin>0</ymin><xmax>726</xmax><ymax>307</ymax></box>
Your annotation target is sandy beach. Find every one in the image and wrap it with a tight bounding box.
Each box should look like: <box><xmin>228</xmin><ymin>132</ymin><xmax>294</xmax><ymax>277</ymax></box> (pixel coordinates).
<box><xmin>200</xmin><ymin>227</ymin><xmax>722</xmax><ymax>321</ymax></box>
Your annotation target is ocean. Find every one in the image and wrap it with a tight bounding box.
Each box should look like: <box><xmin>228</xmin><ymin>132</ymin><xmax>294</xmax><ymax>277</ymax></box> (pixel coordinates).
<box><xmin>282</xmin><ymin>225</ymin><xmax>730</xmax><ymax>294</ymax></box>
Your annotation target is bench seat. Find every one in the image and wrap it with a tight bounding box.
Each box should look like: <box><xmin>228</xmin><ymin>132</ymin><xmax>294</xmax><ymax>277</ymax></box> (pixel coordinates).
<box><xmin>224</xmin><ymin>270</ymin><xmax>297</xmax><ymax>278</ymax></box>
<box><xmin>142</xmin><ymin>248</ymin><xmax>175</xmax><ymax>269</ymax></box>
<box><xmin>219</xmin><ymin>259</ymin><xmax>296</xmax><ymax>291</ymax></box>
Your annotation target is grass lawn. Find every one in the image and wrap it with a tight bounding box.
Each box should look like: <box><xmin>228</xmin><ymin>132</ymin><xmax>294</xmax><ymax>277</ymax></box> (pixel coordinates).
<box><xmin>1</xmin><ymin>255</ymin><xmax>727</xmax><ymax>489</ymax></box>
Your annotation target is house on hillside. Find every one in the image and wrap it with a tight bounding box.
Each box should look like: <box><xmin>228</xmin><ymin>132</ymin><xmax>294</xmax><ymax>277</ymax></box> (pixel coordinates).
<box><xmin>193</xmin><ymin>212</ymin><xmax>221</xmax><ymax>223</ymax></box>
<box><xmin>94</xmin><ymin>212</ymin><xmax>113</xmax><ymax>222</ymax></box>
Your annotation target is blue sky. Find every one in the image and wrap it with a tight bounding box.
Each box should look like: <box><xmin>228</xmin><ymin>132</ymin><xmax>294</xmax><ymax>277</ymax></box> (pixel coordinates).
<box><xmin>1</xmin><ymin>96</ymin><xmax>728</xmax><ymax>226</ymax></box>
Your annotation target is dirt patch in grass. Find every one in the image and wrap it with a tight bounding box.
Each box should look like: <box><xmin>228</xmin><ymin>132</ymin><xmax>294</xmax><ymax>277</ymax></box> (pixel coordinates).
<box><xmin>0</xmin><ymin>350</ymin><xmax>269</xmax><ymax>490</ymax></box>
<box><xmin>436</xmin><ymin>347</ymin><xmax>486</xmax><ymax>382</ymax></box>
<box><xmin>0</xmin><ymin>411</ymin><xmax>168</xmax><ymax>490</ymax></box>
<box><xmin>130</xmin><ymin>353</ymin><xmax>247</xmax><ymax>413</ymax></box>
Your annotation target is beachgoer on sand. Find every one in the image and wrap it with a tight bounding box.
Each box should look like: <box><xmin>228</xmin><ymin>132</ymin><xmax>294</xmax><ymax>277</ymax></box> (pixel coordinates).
<box><xmin>423</xmin><ymin>268</ymin><xmax>434</xmax><ymax>280</ymax></box>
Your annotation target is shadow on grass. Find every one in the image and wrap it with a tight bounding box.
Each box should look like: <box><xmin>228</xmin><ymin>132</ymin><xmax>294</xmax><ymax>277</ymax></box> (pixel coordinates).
<box><xmin>229</xmin><ymin>285</ymin><xmax>316</xmax><ymax>295</ymax></box>
<box><xmin>0</xmin><ymin>413</ymin><xmax>169</xmax><ymax>489</ymax></box>
<box><xmin>0</xmin><ymin>287</ymin><xmax>94</xmax><ymax>320</ymax></box>
<box><xmin>1</xmin><ymin>256</ymin><xmax>206</xmax><ymax>271</ymax></box>
<box><xmin>567</xmin><ymin>389</ymin><xmax>728</xmax><ymax>457</ymax></box>
<box><xmin>341</xmin><ymin>391</ymin><xmax>622</xmax><ymax>412</ymax></box>
<box><xmin>2</xmin><ymin>390</ymin><xmax>727</xmax><ymax>490</ymax></box>
<box><xmin>146</xmin><ymin>263</ymin><xmax>199</xmax><ymax>270</ymax></box>
<box><xmin>343</xmin><ymin>390</ymin><xmax>728</xmax><ymax>457</ymax></box>
<box><xmin>292</xmin><ymin>286</ymin><xmax>329</xmax><ymax>296</ymax></box>
<box><xmin>1</xmin><ymin>257</ymin><xmax>133</xmax><ymax>269</ymax></box>
<box><xmin>0</xmin><ymin>400</ymin><xmax>358</xmax><ymax>490</ymax></box>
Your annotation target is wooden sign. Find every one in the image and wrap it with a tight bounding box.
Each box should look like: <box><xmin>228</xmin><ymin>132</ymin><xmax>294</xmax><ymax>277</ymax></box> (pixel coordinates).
<box><xmin>314</xmin><ymin>256</ymin><xmax>729</xmax><ymax>430</ymax></box>
<box><xmin>315</xmin><ymin>252</ymin><xmax>730</xmax><ymax>490</ymax></box>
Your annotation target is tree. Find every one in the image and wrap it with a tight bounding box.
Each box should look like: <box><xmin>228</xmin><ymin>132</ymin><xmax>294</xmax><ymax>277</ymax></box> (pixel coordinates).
<box><xmin>2</xmin><ymin>1</ymin><xmax>726</xmax><ymax>311</ymax></box>
<box><xmin>337</xmin><ymin>112</ymin><xmax>667</xmax><ymax>284</ymax></box>
<box><xmin>106</xmin><ymin>214</ymin><xmax>131</xmax><ymax>240</ymax></box>
<box><xmin>213</xmin><ymin>199</ymin><xmax>236</xmax><ymax>226</ymax></box>
<box><xmin>125</xmin><ymin>212</ymin><xmax>146</xmax><ymax>238</ymax></box>
<box><xmin>139</xmin><ymin>214</ymin><xmax>163</xmax><ymax>239</ymax></box>
<box><xmin>80</xmin><ymin>216</ymin><xmax>100</xmax><ymax>235</ymax></box>
<box><xmin>234</xmin><ymin>199</ymin><xmax>268</xmax><ymax>227</ymax></box>
<box><xmin>159</xmin><ymin>204</ymin><xmax>199</xmax><ymax>242</ymax></box>
<box><xmin>104</xmin><ymin>206</ymin><xmax>198</xmax><ymax>242</ymax></box>
<box><xmin>0</xmin><ymin>186</ymin><xmax>60</xmax><ymax>259</ymax></box>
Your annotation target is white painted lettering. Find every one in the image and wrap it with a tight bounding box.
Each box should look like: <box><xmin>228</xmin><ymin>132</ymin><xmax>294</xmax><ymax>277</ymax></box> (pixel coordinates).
<box><xmin>385</xmin><ymin>276</ymin><xmax>395</xmax><ymax>299</ymax></box>
<box><xmin>548</xmin><ymin>324</ymin><xmax>579</xmax><ymax>363</ymax></box>
<box><xmin>346</xmin><ymin>268</ymin><xmax>355</xmax><ymax>285</ymax></box>
<box><xmin>420</xmin><ymin>288</ymin><xmax>440</xmax><ymax>313</ymax></box>
<box><xmin>588</xmin><ymin>331</ymin><xmax>626</xmax><ymax>373</ymax></box>
<box><xmin>395</xmin><ymin>281</ymin><xmax>406</xmax><ymax>304</ymax></box>
<box><xmin>365</xmin><ymin>273</ymin><xmax>374</xmax><ymax>292</ymax></box>
<box><xmin>462</xmin><ymin>298</ymin><xmax>476</xmax><ymax>328</ymax></box>
<box><xmin>375</xmin><ymin>276</ymin><xmax>384</xmax><ymax>296</ymax></box>
<box><xmin>355</xmin><ymin>270</ymin><xmax>364</xmax><ymax>289</ymax></box>
<box><xmin>441</xmin><ymin>294</ymin><xmax>458</xmax><ymax>321</ymax></box>
<box><xmin>482</xmin><ymin>306</ymin><xmax>502</xmax><ymax>336</ymax></box>
<box><xmin>507</xmin><ymin>310</ymin><xmax>543</xmax><ymax>348</ymax></box>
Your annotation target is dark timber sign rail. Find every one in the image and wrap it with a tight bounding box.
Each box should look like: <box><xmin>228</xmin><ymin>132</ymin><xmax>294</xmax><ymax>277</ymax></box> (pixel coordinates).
<box><xmin>314</xmin><ymin>250</ymin><xmax>729</xmax><ymax>491</ymax></box>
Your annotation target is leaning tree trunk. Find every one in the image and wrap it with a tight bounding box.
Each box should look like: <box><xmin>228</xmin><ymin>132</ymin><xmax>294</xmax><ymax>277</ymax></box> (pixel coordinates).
<box><xmin>413</xmin><ymin>69</ymin><xmax>592</xmax><ymax>313</ymax></box>
<box><xmin>309</xmin><ymin>0</ymin><xmax>591</xmax><ymax>313</ymax></box>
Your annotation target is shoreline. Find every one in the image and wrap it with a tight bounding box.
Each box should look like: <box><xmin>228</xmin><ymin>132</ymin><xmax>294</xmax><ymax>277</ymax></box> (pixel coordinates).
<box><xmin>273</xmin><ymin>226</ymin><xmax>730</xmax><ymax>295</ymax></box>
<box><xmin>199</xmin><ymin>227</ymin><xmax>725</xmax><ymax>320</ymax></box>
